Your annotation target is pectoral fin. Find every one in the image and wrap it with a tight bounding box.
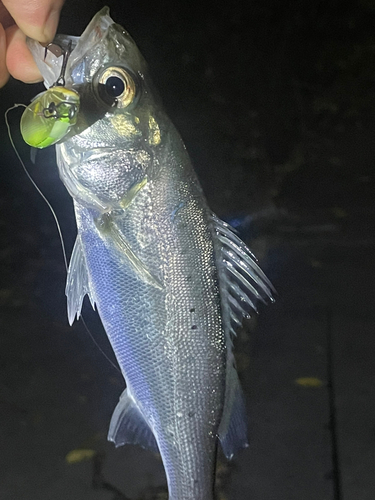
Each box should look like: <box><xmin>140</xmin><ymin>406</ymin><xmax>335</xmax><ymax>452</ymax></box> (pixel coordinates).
<box><xmin>66</xmin><ymin>235</ymin><xmax>96</xmax><ymax>325</ymax></box>
<box><xmin>108</xmin><ymin>389</ymin><xmax>159</xmax><ymax>452</ymax></box>
<box><xmin>119</xmin><ymin>176</ymin><xmax>148</xmax><ymax>209</ymax></box>
<box><xmin>96</xmin><ymin>214</ymin><xmax>163</xmax><ymax>290</ymax></box>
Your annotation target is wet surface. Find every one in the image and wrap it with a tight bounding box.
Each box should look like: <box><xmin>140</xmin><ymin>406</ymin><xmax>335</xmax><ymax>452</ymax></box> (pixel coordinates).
<box><xmin>1</xmin><ymin>1</ymin><xmax>375</xmax><ymax>499</ymax></box>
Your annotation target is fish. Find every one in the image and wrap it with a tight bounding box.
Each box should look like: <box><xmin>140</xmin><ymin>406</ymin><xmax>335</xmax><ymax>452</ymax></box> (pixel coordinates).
<box><xmin>25</xmin><ymin>8</ymin><xmax>274</xmax><ymax>500</ymax></box>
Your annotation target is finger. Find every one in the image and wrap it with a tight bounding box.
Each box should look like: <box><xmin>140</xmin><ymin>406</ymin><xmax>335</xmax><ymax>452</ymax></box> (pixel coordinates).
<box><xmin>0</xmin><ymin>23</ymin><xmax>9</xmax><ymax>87</ymax></box>
<box><xmin>0</xmin><ymin>3</ymin><xmax>15</xmax><ymax>30</ymax></box>
<box><xmin>6</xmin><ymin>24</ymin><xmax>42</xmax><ymax>83</ymax></box>
<box><xmin>2</xmin><ymin>0</ymin><xmax>64</xmax><ymax>43</ymax></box>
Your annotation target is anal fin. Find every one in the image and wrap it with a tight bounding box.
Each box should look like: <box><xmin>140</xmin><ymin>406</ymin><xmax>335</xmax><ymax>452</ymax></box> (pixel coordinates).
<box><xmin>108</xmin><ymin>389</ymin><xmax>159</xmax><ymax>452</ymax></box>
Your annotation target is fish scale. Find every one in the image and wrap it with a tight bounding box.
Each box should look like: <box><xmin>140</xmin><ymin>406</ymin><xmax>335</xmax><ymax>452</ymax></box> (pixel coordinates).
<box><xmin>26</xmin><ymin>7</ymin><xmax>274</xmax><ymax>500</ymax></box>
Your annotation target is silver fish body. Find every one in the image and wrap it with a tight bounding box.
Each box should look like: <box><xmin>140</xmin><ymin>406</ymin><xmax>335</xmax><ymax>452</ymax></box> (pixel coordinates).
<box><xmin>27</xmin><ymin>8</ymin><xmax>274</xmax><ymax>500</ymax></box>
<box><xmin>68</xmin><ymin>124</ymin><xmax>226</xmax><ymax>499</ymax></box>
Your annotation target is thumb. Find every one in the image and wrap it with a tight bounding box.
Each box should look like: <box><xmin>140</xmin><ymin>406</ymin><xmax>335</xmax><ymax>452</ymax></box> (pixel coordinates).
<box><xmin>2</xmin><ymin>0</ymin><xmax>64</xmax><ymax>43</ymax></box>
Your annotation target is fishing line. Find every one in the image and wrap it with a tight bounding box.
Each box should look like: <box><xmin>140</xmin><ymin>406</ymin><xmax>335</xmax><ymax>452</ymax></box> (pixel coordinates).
<box><xmin>5</xmin><ymin>104</ymin><xmax>68</xmax><ymax>270</ymax></box>
<box><xmin>5</xmin><ymin>104</ymin><xmax>120</xmax><ymax>374</ymax></box>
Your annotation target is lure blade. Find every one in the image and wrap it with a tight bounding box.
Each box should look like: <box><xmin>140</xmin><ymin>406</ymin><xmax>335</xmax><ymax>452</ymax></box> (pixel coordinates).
<box><xmin>20</xmin><ymin>87</ymin><xmax>80</xmax><ymax>148</ymax></box>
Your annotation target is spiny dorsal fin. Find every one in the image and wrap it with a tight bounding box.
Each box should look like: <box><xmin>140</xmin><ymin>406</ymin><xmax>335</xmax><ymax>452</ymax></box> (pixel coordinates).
<box><xmin>211</xmin><ymin>214</ymin><xmax>275</xmax><ymax>337</ymax></box>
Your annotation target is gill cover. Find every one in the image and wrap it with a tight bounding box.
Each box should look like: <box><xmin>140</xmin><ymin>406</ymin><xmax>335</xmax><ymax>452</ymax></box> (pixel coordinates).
<box><xmin>20</xmin><ymin>87</ymin><xmax>80</xmax><ymax>149</ymax></box>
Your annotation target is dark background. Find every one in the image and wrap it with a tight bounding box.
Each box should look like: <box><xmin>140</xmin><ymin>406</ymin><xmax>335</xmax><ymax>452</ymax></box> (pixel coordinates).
<box><xmin>0</xmin><ymin>1</ymin><xmax>374</xmax><ymax>499</ymax></box>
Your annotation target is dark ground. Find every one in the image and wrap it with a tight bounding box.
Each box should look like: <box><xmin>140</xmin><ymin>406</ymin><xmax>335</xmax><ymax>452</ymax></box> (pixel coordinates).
<box><xmin>1</xmin><ymin>1</ymin><xmax>375</xmax><ymax>499</ymax></box>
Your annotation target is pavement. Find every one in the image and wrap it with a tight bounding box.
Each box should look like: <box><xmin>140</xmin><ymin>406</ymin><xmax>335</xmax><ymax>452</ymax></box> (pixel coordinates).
<box><xmin>230</xmin><ymin>209</ymin><xmax>375</xmax><ymax>500</ymax></box>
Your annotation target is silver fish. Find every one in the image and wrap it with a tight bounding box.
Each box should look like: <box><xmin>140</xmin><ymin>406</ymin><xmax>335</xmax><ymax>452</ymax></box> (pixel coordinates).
<box><xmin>27</xmin><ymin>8</ymin><xmax>274</xmax><ymax>500</ymax></box>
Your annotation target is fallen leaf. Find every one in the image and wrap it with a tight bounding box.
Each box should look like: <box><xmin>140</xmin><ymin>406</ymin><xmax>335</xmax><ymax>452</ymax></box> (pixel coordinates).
<box><xmin>65</xmin><ymin>448</ymin><xmax>96</xmax><ymax>464</ymax></box>
<box><xmin>295</xmin><ymin>377</ymin><xmax>325</xmax><ymax>388</ymax></box>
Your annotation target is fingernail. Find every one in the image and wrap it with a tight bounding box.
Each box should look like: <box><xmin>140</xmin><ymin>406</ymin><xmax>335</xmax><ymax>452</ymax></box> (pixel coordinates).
<box><xmin>43</xmin><ymin>9</ymin><xmax>60</xmax><ymax>42</ymax></box>
<box><xmin>25</xmin><ymin>76</ymin><xmax>44</xmax><ymax>84</ymax></box>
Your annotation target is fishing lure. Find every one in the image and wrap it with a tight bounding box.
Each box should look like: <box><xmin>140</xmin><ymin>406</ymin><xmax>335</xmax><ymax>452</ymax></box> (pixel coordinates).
<box><xmin>20</xmin><ymin>42</ymin><xmax>80</xmax><ymax>149</ymax></box>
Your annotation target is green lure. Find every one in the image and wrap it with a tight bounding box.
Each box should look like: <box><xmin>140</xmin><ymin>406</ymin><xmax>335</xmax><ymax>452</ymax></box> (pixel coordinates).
<box><xmin>20</xmin><ymin>87</ymin><xmax>80</xmax><ymax>148</ymax></box>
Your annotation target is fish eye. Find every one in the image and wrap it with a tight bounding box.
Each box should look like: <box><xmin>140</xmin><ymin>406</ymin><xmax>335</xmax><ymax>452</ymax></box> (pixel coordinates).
<box><xmin>105</xmin><ymin>76</ymin><xmax>125</xmax><ymax>98</ymax></box>
<box><xmin>97</xmin><ymin>67</ymin><xmax>136</xmax><ymax>109</ymax></box>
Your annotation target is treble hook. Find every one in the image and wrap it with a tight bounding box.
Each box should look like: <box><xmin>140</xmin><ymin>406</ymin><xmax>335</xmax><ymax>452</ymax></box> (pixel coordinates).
<box><xmin>43</xmin><ymin>40</ymin><xmax>72</xmax><ymax>87</ymax></box>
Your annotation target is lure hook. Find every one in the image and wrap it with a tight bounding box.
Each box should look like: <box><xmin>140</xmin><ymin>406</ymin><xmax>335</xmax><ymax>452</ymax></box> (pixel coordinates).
<box><xmin>44</xmin><ymin>40</ymin><xmax>72</xmax><ymax>87</ymax></box>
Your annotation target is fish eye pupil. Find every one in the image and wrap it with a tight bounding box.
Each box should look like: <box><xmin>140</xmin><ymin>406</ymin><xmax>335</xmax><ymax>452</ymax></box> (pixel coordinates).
<box><xmin>105</xmin><ymin>76</ymin><xmax>125</xmax><ymax>98</ymax></box>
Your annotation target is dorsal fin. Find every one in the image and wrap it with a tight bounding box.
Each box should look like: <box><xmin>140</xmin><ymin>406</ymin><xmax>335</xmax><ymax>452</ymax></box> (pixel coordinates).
<box><xmin>211</xmin><ymin>214</ymin><xmax>275</xmax><ymax>458</ymax></box>
<box><xmin>218</xmin><ymin>363</ymin><xmax>249</xmax><ymax>459</ymax></box>
<box><xmin>211</xmin><ymin>213</ymin><xmax>275</xmax><ymax>338</ymax></box>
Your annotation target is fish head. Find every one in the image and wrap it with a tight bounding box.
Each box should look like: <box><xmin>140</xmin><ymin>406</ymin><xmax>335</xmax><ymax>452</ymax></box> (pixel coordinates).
<box><xmin>27</xmin><ymin>7</ymin><xmax>168</xmax><ymax>212</ymax></box>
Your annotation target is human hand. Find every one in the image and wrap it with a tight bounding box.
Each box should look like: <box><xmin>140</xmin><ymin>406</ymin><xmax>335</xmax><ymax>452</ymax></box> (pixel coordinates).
<box><xmin>0</xmin><ymin>0</ymin><xmax>64</xmax><ymax>87</ymax></box>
